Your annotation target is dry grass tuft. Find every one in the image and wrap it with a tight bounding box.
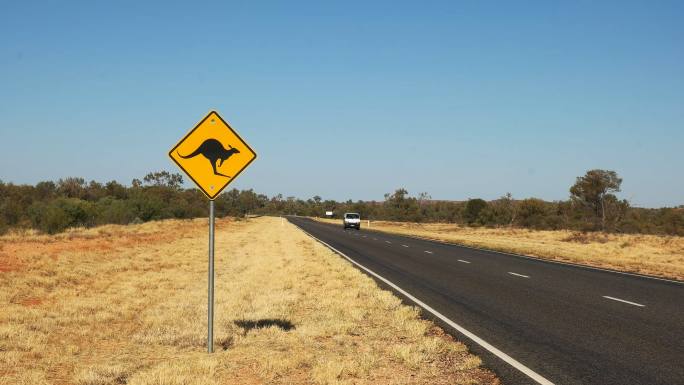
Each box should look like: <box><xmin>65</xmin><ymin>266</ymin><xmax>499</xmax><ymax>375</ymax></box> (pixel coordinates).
<box><xmin>316</xmin><ymin>218</ymin><xmax>684</xmax><ymax>281</ymax></box>
<box><xmin>0</xmin><ymin>217</ymin><xmax>497</xmax><ymax>384</ymax></box>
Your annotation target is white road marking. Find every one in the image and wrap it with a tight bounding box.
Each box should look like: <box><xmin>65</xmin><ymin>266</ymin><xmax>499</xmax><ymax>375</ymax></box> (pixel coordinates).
<box><xmin>373</xmin><ymin>238</ymin><xmax>378</xmax><ymax>241</ymax></box>
<box><xmin>363</xmin><ymin>235</ymin><xmax>367</xmax><ymax>238</ymax></box>
<box><xmin>458</xmin><ymin>259</ymin><xmax>471</xmax><ymax>264</ymax></box>
<box><xmin>393</xmin><ymin>232</ymin><xmax>682</xmax><ymax>285</ymax></box>
<box><xmin>402</xmin><ymin>244</ymin><xmax>409</xmax><ymax>248</ymax></box>
<box><xmin>508</xmin><ymin>272</ymin><xmax>530</xmax><ymax>278</ymax></box>
<box><xmin>385</xmin><ymin>241</ymin><xmax>392</xmax><ymax>244</ymax></box>
<box><xmin>424</xmin><ymin>250</ymin><xmax>433</xmax><ymax>254</ymax></box>
<box><xmin>294</xmin><ymin>224</ymin><xmax>554</xmax><ymax>385</ymax></box>
<box><xmin>603</xmin><ymin>296</ymin><xmax>645</xmax><ymax>307</ymax></box>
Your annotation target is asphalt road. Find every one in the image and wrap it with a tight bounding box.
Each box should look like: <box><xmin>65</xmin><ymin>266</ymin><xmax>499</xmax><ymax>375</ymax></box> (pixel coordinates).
<box><xmin>288</xmin><ymin>217</ymin><xmax>684</xmax><ymax>385</ymax></box>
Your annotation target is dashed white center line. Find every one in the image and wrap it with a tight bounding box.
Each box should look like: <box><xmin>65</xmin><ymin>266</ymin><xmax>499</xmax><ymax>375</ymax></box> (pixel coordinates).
<box><xmin>457</xmin><ymin>259</ymin><xmax>471</xmax><ymax>264</ymax></box>
<box><xmin>362</xmin><ymin>235</ymin><xmax>367</xmax><ymax>238</ymax></box>
<box><xmin>293</xmin><ymin>224</ymin><xmax>556</xmax><ymax>385</ymax></box>
<box><xmin>385</xmin><ymin>240</ymin><xmax>392</xmax><ymax>244</ymax></box>
<box><xmin>508</xmin><ymin>272</ymin><xmax>530</xmax><ymax>278</ymax></box>
<box><xmin>603</xmin><ymin>296</ymin><xmax>645</xmax><ymax>307</ymax></box>
<box><xmin>424</xmin><ymin>250</ymin><xmax>433</xmax><ymax>254</ymax></box>
<box><xmin>402</xmin><ymin>244</ymin><xmax>409</xmax><ymax>248</ymax></box>
<box><xmin>373</xmin><ymin>238</ymin><xmax>378</xmax><ymax>241</ymax></box>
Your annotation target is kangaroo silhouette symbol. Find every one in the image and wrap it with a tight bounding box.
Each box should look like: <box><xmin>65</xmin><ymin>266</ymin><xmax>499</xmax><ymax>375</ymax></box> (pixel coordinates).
<box><xmin>178</xmin><ymin>139</ymin><xmax>240</xmax><ymax>178</ymax></box>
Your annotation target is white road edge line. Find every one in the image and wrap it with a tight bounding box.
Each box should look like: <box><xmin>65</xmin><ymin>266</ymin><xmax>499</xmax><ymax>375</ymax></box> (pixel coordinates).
<box><xmin>458</xmin><ymin>259</ymin><xmax>471</xmax><ymax>264</ymax></box>
<box><xmin>508</xmin><ymin>272</ymin><xmax>530</xmax><ymax>278</ymax></box>
<box><xmin>402</xmin><ymin>244</ymin><xmax>409</xmax><ymax>248</ymax></box>
<box><xmin>424</xmin><ymin>250</ymin><xmax>433</xmax><ymax>254</ymax></box>
<box><xmin>603</xmin><ymin>296</ymin><xmax>645</xmax><ymax>307</ymax></box>
<box><xmin>294</xmin><ymin>224</ymin><xmax>554</xmax><ymax>385</ymax></box>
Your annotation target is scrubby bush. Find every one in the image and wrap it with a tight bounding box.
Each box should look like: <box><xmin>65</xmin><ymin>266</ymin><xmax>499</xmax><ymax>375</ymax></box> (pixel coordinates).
<box><xmin>27</xmin><ymin>198</ymin><xmax>94</xmax><ymax>233</ymax></box>
<box><xmin>515</xmin><ymin>199</ymin><xmax>548</xmax><ymax>229</ymax></box>
<box><xmin>28</xmin><ymin>201</ymin><xmax>70</xmax><ymax>234</ymax></box>
<box><xmin>128</xmin><ymin>193</ymin><xmax>167</xmax><ymax>222</ymax></box>
<box><xmin>464</xmin><ymin>199</ymin><xmax>487</xmax><ymax>225</ymax></box>
<box><xmin>659</xmin><ymin>208</ymin><xmax>684</xmax><ymax>236</ymax></box>
<box><xmin>93</xmin><ymin>197</ymin><xmax>137</xmax><ymax>225</ymax></box>
<box><xmin>57</xmin><ymin>198</ymin><xmax>95</xmax><ymax>227</ymax></box>
<box><xmin>0</xmin><ymin>217</ymin><xmax>8</xmax><ymax>235</ymax></box>
<box><xmin>1</xmin><ymin>199</ymin><xmax>24</xmax><ymax>227</ymax></box>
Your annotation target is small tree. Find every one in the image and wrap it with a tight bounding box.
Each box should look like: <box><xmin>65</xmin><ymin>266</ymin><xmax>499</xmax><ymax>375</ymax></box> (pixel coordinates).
<box><xmin>383</xmin><ymin>188</ymin><xmax>420</xmax><ymax>221</ymax></box>
<box><xmin>56</xmin><ymin>177</ymin><xmax>86</xmax><ymax>199</ymax></box>
<box><xmin>483</xmin><ymin>193</ymin><xmax>517</xmax><ymax>227</ymax></box>
<box><xmin>417</xmin><ymin>192</ymin><xmax>431</xmax><ymax>205</ymax></box>
<box><xmin>570</xmin><ymin>169</ymin><xmax>623</xmax><ymax>231</ymax></box>
<box><xmin>143</xmin><ymin>171</ymin><xmax>184</xmax><ymax>189</ymax></box>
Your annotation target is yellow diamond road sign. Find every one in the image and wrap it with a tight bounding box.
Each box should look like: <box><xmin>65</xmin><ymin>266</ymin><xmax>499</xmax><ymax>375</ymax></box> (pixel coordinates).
<box><xmin>169</xmin><ymin>111</ymin><xmax>256</xmax><ymax>199</ymax></box>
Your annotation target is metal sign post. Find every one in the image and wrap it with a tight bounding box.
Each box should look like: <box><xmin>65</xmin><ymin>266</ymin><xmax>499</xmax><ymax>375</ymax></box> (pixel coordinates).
<box><xmin>168</xmin><ymin>110</ymin><xmax>257</xmax><ymax>354</ymax></box>
<box><xmin>208</xmin><ymin>200</ymin><xmax>215</xmax><ymax>353</ymax></box>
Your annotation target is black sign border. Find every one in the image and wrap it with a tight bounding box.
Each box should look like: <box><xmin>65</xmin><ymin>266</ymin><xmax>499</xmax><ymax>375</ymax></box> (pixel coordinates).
<box><xmin>168</xmin><ymin>110</ymin><xmax>257</xmax><ymax>200</ymax></box>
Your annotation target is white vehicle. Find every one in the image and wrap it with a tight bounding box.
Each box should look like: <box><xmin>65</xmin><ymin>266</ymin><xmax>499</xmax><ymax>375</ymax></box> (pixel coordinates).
<box><xmin>343</xmin><ymin>212</ymin><xmax>361</xmax><ymax>230</ymax></box>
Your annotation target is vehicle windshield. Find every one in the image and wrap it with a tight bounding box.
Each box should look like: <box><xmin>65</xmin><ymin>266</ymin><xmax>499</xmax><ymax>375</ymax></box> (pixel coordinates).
<box><xmin>345</xmin><ymin>214</ymin><xmax>360</xmax><ymax>219</ymax></box>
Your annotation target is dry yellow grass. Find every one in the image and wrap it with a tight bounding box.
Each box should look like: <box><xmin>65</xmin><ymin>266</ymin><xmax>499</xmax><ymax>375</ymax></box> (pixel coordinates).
<box><xmin>316</xmin><ymin>218</ymin><xmax>684</xmax><ymax>281</ymax></box>
<box><xmin>0</xmin><ymin>217</ymin><xmax>497</xmax><ymax>385</ymax></box>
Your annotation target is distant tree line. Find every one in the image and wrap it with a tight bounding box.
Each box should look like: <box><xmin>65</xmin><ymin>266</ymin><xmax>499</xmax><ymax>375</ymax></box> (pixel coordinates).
<box><xmin>1</xmin><ymin>169</ymin><xmax>682</xmax><ymax>235</ymax></box>
<box><xmin>0</xmin><ymin>171</ymin><xmax>268</xmax><ymax>235</ymax></box>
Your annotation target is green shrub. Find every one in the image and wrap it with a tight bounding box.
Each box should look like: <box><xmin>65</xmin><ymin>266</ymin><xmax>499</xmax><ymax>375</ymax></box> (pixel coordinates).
<box><xmin>56</xmin><ymin>198</ymin><xmax>94</xmax><ymax>227</ymax></box>
<box><xmin>464</xmin><ymin>199</ymin><xmax>487</xmax><ymax>225</ymax></box>
<box><xmin>660</xmin><ymin>209</ymin><xmax>684</xmax><ymax>236</ymax></box>
<box><xmin>0</xmin><ymin>199</ymin><xmax>24</xmax><ymax>226</ymax></box>
<box><xmin>516</xmin><ymin>199</ymin><xmax>548</xmax><ymax>229</ymax></box>
<box><xmin>93</xmin><ymin>197</ymin><xmax>137</xmax><ymax>225</ymax></box>
<box><xmin>28</xmin><ymin>201</ymin><xmax>70</xmax><ymax>234</ymax></box>
<box><xmin>0</xmin><ymin>217</ymin><xmax>8</xmax><ymax>235</ymax></box>
<box><xmin>27</xmin><ymin>198</ymin><xmax>94</xmax><ymax>234</ymax></box>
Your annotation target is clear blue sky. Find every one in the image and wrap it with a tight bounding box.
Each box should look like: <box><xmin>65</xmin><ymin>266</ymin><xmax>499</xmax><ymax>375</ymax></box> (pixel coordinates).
<box><xmin>1</xmin><ymin>1</ymin><xmax>682</xmax><ymax>207</ymax></box>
